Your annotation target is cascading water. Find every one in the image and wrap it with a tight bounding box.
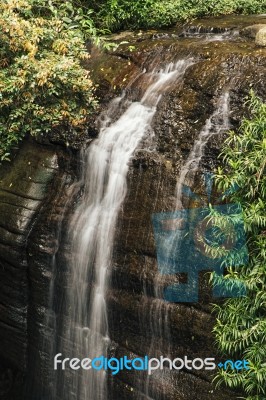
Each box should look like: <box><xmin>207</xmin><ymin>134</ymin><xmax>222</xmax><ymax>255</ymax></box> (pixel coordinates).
<box><xmin>143</xmin><ymin>91</ymin><xmax>231</xmax><ymax>400</ymax></box>
<box><xmin>57</xmin><ymin>59</ymin><xmax>195</xmax><ymax>400</ymax></box>
<box><xmin>175</xmin><ymin>91</ymin><xmax>230</xmax><ymax>208</ymax></box>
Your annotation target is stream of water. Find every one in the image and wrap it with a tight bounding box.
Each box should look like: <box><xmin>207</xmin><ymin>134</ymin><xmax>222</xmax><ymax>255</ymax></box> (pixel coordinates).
<box><xmin>57</xmin><ymin>59</ymin><xmax>194</xmax><ymax>400</ymax></box>
<box><xmin>175</xmin><ymin>91</ymin><xmax>230</xmax><ymax>208</ymax></box>
<box><xmin>143</xmin><ymin>91</ymin><xmax>231</xmax><ymax>400</ymax></box>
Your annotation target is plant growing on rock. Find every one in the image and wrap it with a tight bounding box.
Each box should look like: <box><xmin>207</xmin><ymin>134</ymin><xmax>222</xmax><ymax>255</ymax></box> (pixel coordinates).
<box><xmin>0</xmin><ymin>0</ymin><xmax>97</xmax><ymax>161</ymax></box>
<box><xmin>211</xmin><ymin>92</ymin><xmax>266</xmax><ymax>400</ymax></box>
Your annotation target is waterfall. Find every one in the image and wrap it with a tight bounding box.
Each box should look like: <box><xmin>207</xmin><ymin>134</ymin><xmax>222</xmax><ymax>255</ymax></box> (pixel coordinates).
<box><xmin>143</xmin><ymin>91</ymin><xmax>231</xmax><ymax>400</ymax></box>
<box><xmin>175</xmin><ymin>91</ymin><xmax>230</xmax><ymax>208</ymax></box>
<box><xmin>57</xmin><ymin>59</ymin><xmax>194</xmax><ymax>400</ymax></box>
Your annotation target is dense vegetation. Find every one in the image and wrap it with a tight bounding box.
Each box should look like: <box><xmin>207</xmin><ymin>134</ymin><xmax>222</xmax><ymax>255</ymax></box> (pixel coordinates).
<box><xmin>0</xmin><ymin>0</ymin><xmax>265</xmax><ymax>160</ymax></box>
<box><xmin>0</xmin><ymin>0</ymin><xmax>97</xmax><ymax>161</ymax></box>
<box><xmin>85</xmin><ymin>0</ymin><xmax>265</xmax><ymax>31</ymax></box>
<box><xmin>211</xmin><ymin>93</ymin><xmax>266</xmax><ymax>400</ymax></box>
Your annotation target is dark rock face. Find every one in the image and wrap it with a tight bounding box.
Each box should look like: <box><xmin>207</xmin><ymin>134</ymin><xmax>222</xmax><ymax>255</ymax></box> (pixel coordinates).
<box><xmin>0</xmin><ymin>140</ymin><xmax>77</xmax><ymax>399</ymax></box>
<box><xmin>0</xmin><ymin>139</ymin><xmax>58</xmax><ymax>364</ymax></box>
<box><xmin>0</xmin><ymin>15</ymin><xmax>266</xmax><ymax>400</ymax></box>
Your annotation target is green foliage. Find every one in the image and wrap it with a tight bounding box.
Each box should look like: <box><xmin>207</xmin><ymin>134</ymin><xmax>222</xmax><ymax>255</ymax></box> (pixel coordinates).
<box><xmin>1</xmin><ymin>1</ymin><xmax>265</xmax><ymax>160</ymax></box>
<box><xmin>211</xmin><ymin>92</ymin><xmax>266</xmax><ymax>399</ymax></box>
<box><xmin>0</xmin><ymin>0</ymin><xmax>97</xmax><ymax>161</ymax></box>
<box><xmin>84</xmin><ymin>0</ymin><xmax>266</xmax><ymax>31</ymax></box>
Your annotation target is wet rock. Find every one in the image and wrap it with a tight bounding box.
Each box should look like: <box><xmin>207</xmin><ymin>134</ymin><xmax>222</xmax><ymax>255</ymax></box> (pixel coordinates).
<box><xmin>0</xmin><ymin>139</ymin><xmax>76</xmax><ymax>398</ymax></box>
<box><xmin>0</xmin><ymin>140</ymin><xmax>59</xmax><ymax>371</ymax></box>
<box><xmin>183</xmin><ymin>15</ymin><xmax>266</xmax><ymax>34</ymax></box>
<box><xmin>240</xmin><ymin>24</ymin><xmax>266</xmax><ymax>38</ymax></box>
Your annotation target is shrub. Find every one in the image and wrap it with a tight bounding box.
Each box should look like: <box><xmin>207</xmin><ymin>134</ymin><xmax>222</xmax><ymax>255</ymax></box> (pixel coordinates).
<box><xmin>86</xmin><ymin>0</ymin><xmax>266</xmax><ymax>31</ymax></box>
<box><xmin>0</xmin><ymin>0</ymin><xmax>97</xmax><ymax>161</ymax></box>
<box><xmin>212</xmin><ymin>92</ymin><xmax>266</xmax><ymax>400</ymax></box>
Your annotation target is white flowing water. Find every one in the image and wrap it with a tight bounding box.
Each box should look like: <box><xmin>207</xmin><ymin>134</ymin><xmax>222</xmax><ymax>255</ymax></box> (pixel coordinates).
<box><xmin>60</xmin><ymin>59</ymin><xmax>194</xmax><ymax>400</ymax></box>
<box><xmin>175</xmin><ymin>91</ymin><xmax>230</xmax><ymax>208</ymax></box>
<box><xmin>156</xmin><ymin>92</ymin><xmax>231</xmax><ymax>305</ymax></box>
<box><xmin>143</xmin><ymin>91</ymin><xmax>230</xmax><ymax>400</ymax></box>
